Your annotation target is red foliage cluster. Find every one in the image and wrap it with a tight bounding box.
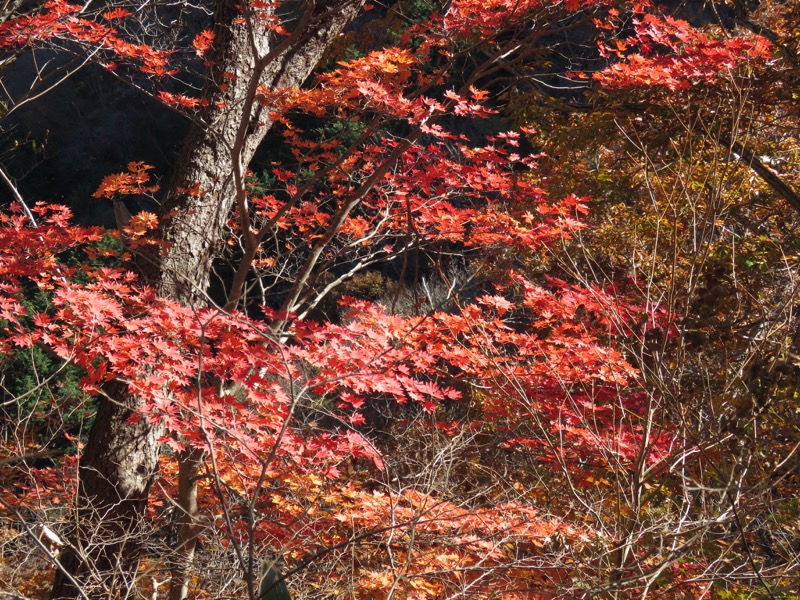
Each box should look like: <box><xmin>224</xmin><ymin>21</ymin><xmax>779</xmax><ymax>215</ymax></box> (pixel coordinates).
<box><xmin>1</xmin><ymin>0</ymin><xmax>781</xmax><ymax>594</ymax></box>
<box><xmin>0</xmin><ymin>0</ymin><xmax>175</xmax><ymax>74</ymax></box>
<box><xmin>0</xmin><ymin>200</ymin><xmax>664</xmax><ymax>480</ymax></box>
<box><xmin>594</xmin><ymin>8</ymin><xmax>771</xmax><ymax>91</ymax></box>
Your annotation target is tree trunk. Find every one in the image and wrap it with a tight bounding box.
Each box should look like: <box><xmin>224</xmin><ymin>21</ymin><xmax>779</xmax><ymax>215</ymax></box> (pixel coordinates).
<box><xmin>51</xmin><ymin>2</ymin><xmax>365</xmax><ymax>598</ymax></box>
<box><xmin>51</xmin><ymin>381</ymin><xmax>165</xmax><ymax>599</ymax></box>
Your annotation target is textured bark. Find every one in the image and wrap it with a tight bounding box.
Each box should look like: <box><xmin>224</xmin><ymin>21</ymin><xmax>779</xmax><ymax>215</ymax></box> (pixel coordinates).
<box><xmin>143</xmin><ymin>0</ymin><xmax>366</xmax><ymax>308</ymax></box>
<box><xmin>51</xmin><ymin>1</ymin><xmax>365</xmax><ymax>598</ymax></box>
<box><xmin>51</xmin><ymin>381</ymin><xmax>165</xmax><ymax>599</ymax></box>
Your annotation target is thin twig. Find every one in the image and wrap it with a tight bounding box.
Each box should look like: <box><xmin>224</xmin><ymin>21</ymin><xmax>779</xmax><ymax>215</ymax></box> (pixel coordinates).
<box><xmin>0</xmin><ymin>163</ymin><xmax>36</xmax><ymax>226</ymax></box>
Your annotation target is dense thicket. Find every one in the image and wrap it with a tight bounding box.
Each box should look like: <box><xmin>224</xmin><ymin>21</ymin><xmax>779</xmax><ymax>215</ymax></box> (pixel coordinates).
<box><xmin>0</xmin><ymin>0</ymin><xmax>799</xmax><ymax>598</ymax></box>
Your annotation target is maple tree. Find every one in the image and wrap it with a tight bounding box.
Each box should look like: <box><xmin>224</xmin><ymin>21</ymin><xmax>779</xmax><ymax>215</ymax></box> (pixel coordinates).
<box><xmin>0</xmin><ymin>0</ymin><xmax>797</xmax><ymax>598</ymax></box>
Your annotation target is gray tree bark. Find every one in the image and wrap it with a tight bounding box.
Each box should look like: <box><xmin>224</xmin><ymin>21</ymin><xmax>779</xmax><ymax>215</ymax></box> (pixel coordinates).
<box><xmin>51</xmin><ymin>2</ymin><xmax>365</xmax><ymax>598</ymax></box>
<box><xmin>50</xmin><ymin>380</ymin><xmax>166</xmax><ymax>599</ymax></box>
